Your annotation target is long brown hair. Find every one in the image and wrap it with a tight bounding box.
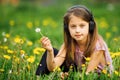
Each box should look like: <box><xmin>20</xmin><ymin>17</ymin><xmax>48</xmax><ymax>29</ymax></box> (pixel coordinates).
<box><xmin>63</xmin><ymin>5</ymin><xmax>99</xmax><ymax>66</ymax></box>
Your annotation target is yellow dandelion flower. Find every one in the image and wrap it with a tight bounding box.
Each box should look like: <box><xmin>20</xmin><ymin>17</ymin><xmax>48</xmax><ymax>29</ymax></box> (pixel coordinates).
<box><xmin>94</xmin><ymin>67</ymin><xmax>98</xmax><ymax>70</ymax></box>
<box><xmin>70</xmin><ymin>65</ymin><xmax>73</xmax><ymax>69</ymax></box>
<box><xmin>53</xmin><ymin>68</ymin><xmax>56</xmax><ymax>72</ymax></box>
<box><xmin>99</xmin><ymin>18</ymin><xmax>109</xmax><ymax>29</ymax></box>
<box><xmin>9</xmin><ymin>20</ymin><xmax>15</xmax><ymax>26</ymax></box>
<box><xmin>53</xmin><ymin>66</ymin><xmax>61</xmax><ymax>72</ymax></box>
<box><xmin>114</xmin><ymin>70</ymin><xmax>119</xmax><ymax>76</ymax></box>
<box><xmin>114</xmin><ymin>52</ymin><xmax>120</xmax><ymax>56</ymax></box>
<box><xmin>111</xmin><ymin>54</ymin><xmax>115</xmax><ymax>59</ymax></box>
<box><xmin>106</xmin><ymin>32</ymin><xmax>111</xmax><ymax>39</ymax></box>
<box><xmin>42</xmin><ymin>19</ymin><xmax>49</xmax><ymax>26</ymax></box>
<box><xmin>107</xmin><ymin>74</ymin><xmax>111</xmax><ymax>77</ymax></box>
<box><xmin>20</xmin><ymin>39</ymin><xmax>24</xmax><ymax>44</ymax></box>
<box><xmin>3</xmin><ymin>55</ymin><xmax>11</xmax><ymax>60</ymax></box>
<box><xmin>20</xmin><ymin>50</ymin><xmax>25</xmax><ymax>54</ymax></box>
<box><xmin>26</xmin><ymin>21</ymin><xmax>33</xmax><ymax>29</ymax></box>
<box><xmin>27</xmin><ymin>56</ymin><xmax>35</xmax><ymax>63</ymax></box>
<box><xmin>33</xmin><ymin>47</ymin><xmax>45</xmax><ymax>55</ymax></box>
<box><xmin>14</xmin><ymin>57</ymin><xmax>20</xmax><ymax>64</ymax></box>
<box><xmin>108</xmin><ymin>48</ymin><xmax>111</xmax><ymax>51</ymax></box>
<box><xmin>3</xmin><ymin>46</ymin><xmax>8</xmax><ymax>50</ymax></box>
<box><xmin>102</xmin><ymin>69</ymin><xmax>107</xmax><ymax>74</ymax></box>
<box><xmin>39</xmin><ymin>48</ymin><xmax>45</xmax><ymax>52</ymax></box>
<box><xmin>14</xmin><ymin>37</ymin><xmax>24</xmax><ymax>44</ymax></box>
<box><xmin>27</xmin><ymin>41</ymin><xmax>33</xmax><ymax>46</ymax></box>
<box><xmin>14</xmin><ymin>37</ymin><xmax>21</xmax><ymax>43</ymax></box>
<box><xmin>85</xmin><ymin>57</ymin><xmax>91</xmax><ymax>62</ymax></box>
<box><xmin>5</xmin><ymin>33</ymin><xmax>10</xmax><ymax>38</ymax></box>
<box><xmin>81</xmin><ymin>64</ymin><xmax>85</xmax><ymax>67</ymax></box>
<box><xmin>107</xmin><ymin>62</ymin><xmax>110</xmax><ymax>66</ymax></box>
<box><xmin>113</xmin><ymin>38</ymin><xmax>118</xmax><ymax>42</ymax></box>
<box><xmin>110</xmin><ymin>52</ymin><xmax>114</xmax><ymax>55</ymax></box>
<box><xmin>7</xmin><ymin>49</ymin><xmax>14</xmax><ymax>54</ymax></box>
<box><xmin>33</xmin><ymin>49</ymin><xmax>39</xmax><ymax>55</ymax></box>
<box><xmin>0</xmin><ymin>69</ymin><xmax>4</xmax><ymax>72</ymax></box>
<box><xmin>57</xmin><ymin>67</ymin><xmax>61</xmax><ymax>72</ymax></box>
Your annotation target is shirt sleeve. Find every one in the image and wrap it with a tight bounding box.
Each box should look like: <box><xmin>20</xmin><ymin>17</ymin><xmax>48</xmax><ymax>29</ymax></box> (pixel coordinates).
<box><xmin>95</xmin><ymin>39</ymin><xmax>105</xmax><ymax>51</ymax></box>
<box><xmin>95</xmin><ymin>39</ymin><xmax>113</xmax><ymax>73</ymax></box>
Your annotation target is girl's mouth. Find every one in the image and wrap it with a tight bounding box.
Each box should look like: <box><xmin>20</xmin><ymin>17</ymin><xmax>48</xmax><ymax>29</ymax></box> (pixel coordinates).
<box><xmin>75</xmin><ymin>35</ymin><xmax>82</xmax><ymax>38</ymax></box>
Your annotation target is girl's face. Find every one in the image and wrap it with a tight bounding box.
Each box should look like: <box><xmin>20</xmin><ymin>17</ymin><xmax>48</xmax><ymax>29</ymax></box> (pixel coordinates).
<box><xmin>68</xmin><ymin>15</ymin><xmax>89</xmax><ymax>42</ymax></box>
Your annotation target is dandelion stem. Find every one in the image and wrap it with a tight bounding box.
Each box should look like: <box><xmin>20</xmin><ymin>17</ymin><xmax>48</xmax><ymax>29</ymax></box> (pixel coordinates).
<box><xmin>39</xmin><ymin>31</ymin><xmax>44</xmax><ymax>37</ymax></box>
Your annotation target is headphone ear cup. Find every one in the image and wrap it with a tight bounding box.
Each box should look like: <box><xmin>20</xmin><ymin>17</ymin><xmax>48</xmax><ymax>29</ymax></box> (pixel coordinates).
<box><xmin>89</xmin><ymin>21</ymin><xmax>95</xmax><ymax>33</ymax></box>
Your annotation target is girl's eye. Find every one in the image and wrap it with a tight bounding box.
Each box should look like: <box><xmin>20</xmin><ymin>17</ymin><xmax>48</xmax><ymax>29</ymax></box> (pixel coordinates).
<box><xmin>80</xmin><ymin>24</ymin><xmax>85</xmax><ymax>28</ymax></box>
<box><xmin>70</xmin><ymin>25</ymin><xmax>76</xmax><ymax>28</ymax></box>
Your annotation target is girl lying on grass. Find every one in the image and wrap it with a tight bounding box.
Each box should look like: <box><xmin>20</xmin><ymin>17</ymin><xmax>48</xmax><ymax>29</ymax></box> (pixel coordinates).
<box><xmin>36</xmin><ymin>5</ymin><xmax>113</xmax><ymax>76</ymax></box>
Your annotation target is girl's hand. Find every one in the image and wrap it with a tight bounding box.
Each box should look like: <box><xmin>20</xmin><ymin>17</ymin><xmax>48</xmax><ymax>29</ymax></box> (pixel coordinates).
<box><xmin>40</xmin><ymin>37</ymin><xmax>53</xmax><ymax>52</ymax></box>
<box><xmin>60</xmin><ymin>72</ymin><xmax>69</xmax><ymax>80</ymax></box>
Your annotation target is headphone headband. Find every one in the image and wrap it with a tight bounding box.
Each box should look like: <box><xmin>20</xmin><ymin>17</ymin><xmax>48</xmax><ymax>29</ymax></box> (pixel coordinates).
<box><xmin>68</xmin><ymin>5</ymin><xmax>94</xmax><ymax>21</ymax></box>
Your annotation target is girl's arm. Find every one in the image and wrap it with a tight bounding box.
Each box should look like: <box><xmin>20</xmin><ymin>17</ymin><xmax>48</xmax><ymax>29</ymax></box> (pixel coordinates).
<box><xmin>86</xmin><ymin>50</ymin><xmax>106</xmax><ymax>74</ymax></box>
<box><xmin>40</xmin><ymin>37</ymin><xmax>66</xmax><ymax>71</ymax></box>
<box><xmin>46</xmin><ymin>44</ymin><xmax>66</xmax><ymax>71</ymax></box>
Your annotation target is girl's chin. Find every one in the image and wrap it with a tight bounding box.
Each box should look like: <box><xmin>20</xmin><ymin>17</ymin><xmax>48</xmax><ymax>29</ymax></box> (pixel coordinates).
<box><xmin>74</xmin><ymin>38</ymin><xmax>83</xmax><ymax>41</ymax></box>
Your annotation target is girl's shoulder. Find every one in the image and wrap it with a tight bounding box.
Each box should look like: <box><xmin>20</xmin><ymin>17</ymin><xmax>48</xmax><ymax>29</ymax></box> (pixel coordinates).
<box><xmin>95</xmin><ymin>36</ymin><xmax>107</xmax><ymax>51</ymax></box>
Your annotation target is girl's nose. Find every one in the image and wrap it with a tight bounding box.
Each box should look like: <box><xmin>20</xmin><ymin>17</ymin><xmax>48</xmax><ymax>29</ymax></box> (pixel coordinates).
<box><xmin>75</xmin><ymin>27</ymin><xmax>81</xmax><ymax>33</ymax></box>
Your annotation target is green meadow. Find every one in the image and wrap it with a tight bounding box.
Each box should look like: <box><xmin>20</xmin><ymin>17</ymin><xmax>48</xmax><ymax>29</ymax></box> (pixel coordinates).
<box><xmin>0</xmin><ymin>1</ymin><xmax>120</xmax><ymax>80</ymax></box>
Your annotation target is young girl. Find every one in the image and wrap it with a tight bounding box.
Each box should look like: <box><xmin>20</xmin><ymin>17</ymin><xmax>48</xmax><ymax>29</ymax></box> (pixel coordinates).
<box><xmin>36</xmin><ymin>5</ymin><xmax>113</xmax><ymax>75</ymax></box>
